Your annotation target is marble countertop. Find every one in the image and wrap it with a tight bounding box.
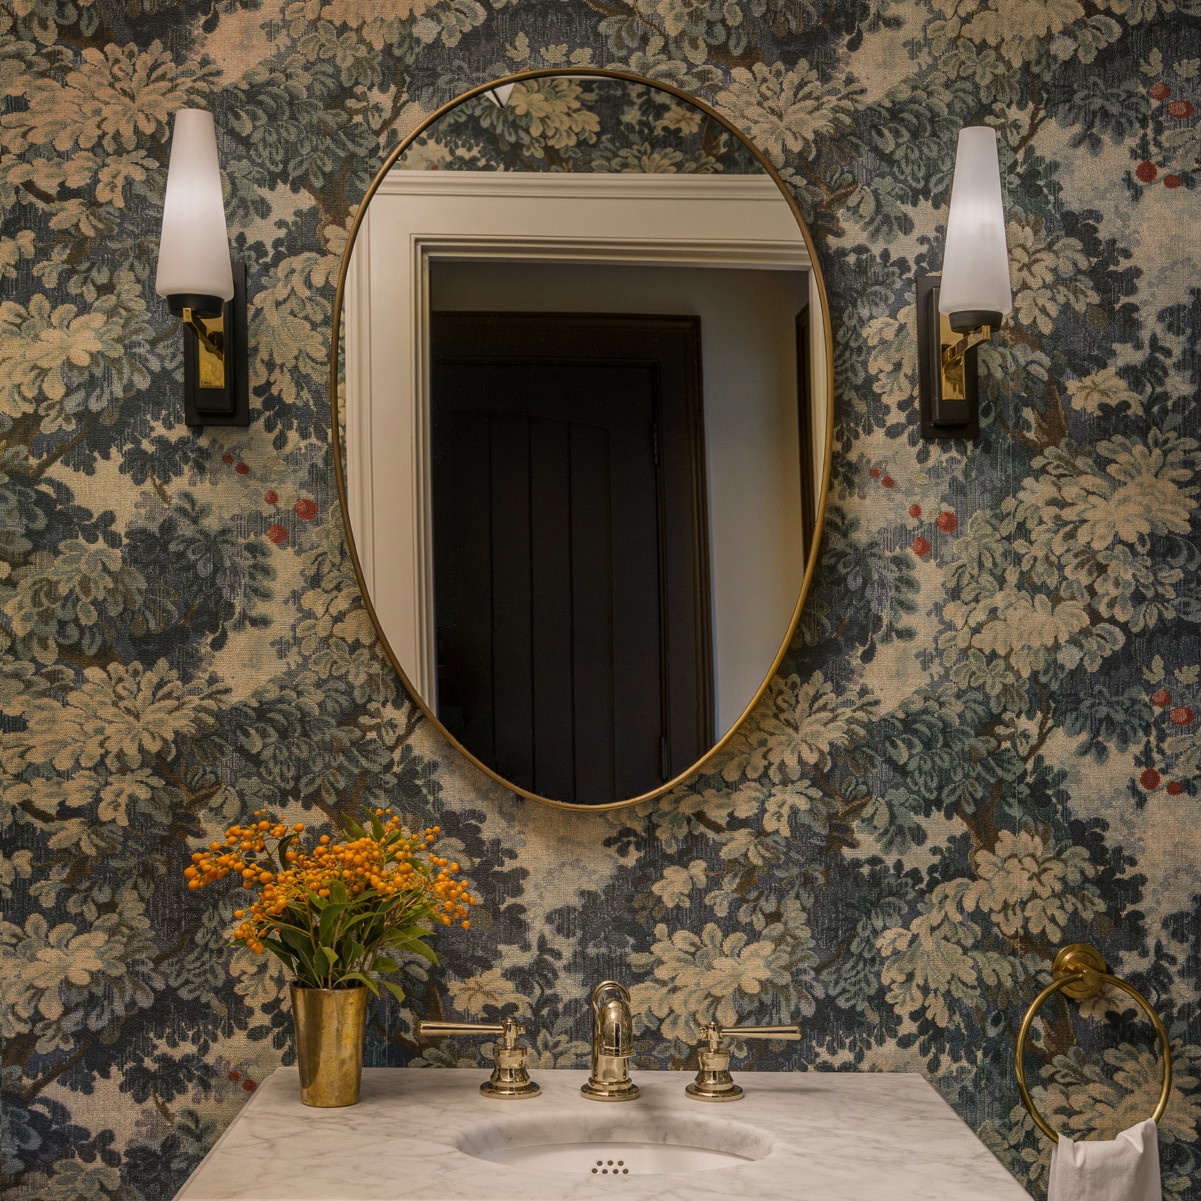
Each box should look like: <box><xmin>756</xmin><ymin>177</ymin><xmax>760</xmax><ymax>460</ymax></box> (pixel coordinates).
<box><xmin>175</xmin><ymin>1067</ymin><xmax>1032</xmax><ymax>1201</ymax></box>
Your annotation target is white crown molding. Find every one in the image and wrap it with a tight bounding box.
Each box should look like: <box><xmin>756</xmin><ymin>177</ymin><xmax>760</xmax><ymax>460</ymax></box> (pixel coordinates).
<box><xmin>416</xmin><ymin>234</ymin><xmax>809</xmax><ymax>270</ymax></box>
<box><xmin>379</xmin><ymin>168</ymin><xmax>792</xmax><ymax>204</ymax></box>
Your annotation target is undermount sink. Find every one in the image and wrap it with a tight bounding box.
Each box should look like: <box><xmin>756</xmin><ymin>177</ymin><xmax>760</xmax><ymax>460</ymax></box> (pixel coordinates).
<box><xmin>461</xmin><ymin>1113</ymin><xmax>769</xmax><ymax>1175</ymax></box>
<box><xmin>475</xmin><ymin>1140</ymin><xmax>755</xmax><ymax>1174</ymax></box>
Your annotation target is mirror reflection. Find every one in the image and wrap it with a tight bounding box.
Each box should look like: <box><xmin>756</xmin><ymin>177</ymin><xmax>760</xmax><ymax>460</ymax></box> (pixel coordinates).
<box><xmin>334</xmin><ymin>73</ymin><xmax>831</xmax><ymax>807</ymax></box>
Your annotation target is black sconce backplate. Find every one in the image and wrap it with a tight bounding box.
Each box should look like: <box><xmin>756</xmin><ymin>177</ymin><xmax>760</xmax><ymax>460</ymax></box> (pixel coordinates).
<box><xmin>916</xmin><ymin>274</ymin><xmax>980</xmax><ymax>441</ymax></box>
<box><xmin>184</xmin><ymin>261</ymin><xmax>249</xmax><ymax>427</ymax></box>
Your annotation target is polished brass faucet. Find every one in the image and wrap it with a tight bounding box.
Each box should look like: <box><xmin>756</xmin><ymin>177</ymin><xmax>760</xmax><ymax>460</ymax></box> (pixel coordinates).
<box><xmin>580</xmin><ymin>981</ymin><xmax>639</xmax><ymax>1101</ymax></box>
<box><xmin>417</xmin><ymin>1017</ymin><xmax>540</xmax><ymax>1099</ymax></box>
<box><xmin>685</xmin><ymin>1019</ymin><xmax>801</xmax><ymax>1101</ymax></box>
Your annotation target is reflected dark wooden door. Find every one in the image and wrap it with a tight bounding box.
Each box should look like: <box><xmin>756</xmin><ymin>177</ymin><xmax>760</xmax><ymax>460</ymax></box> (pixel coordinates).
<box><xmin>430</xmin><ymin>312</ymin><xmax>712</xmax><ymax>804</ymax></box>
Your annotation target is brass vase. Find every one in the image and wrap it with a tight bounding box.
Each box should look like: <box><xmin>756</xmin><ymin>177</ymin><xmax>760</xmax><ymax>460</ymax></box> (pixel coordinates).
<box><xmin>290</xmin><ymin>983</ymin><xmax>368</xmax><ymax>1107</ymax></box>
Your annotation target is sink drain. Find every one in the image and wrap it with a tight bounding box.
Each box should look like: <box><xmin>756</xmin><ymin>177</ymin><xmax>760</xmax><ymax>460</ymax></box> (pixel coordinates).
<box><xmin>591</xmin><ymin>1159</ymin><xmax>630</xmax><ymax>1176</ymax></box>
<box><xmin>478</xmin><ymin>1140</ymin><xmax>755</xmax><ymax>1174</ymax></box>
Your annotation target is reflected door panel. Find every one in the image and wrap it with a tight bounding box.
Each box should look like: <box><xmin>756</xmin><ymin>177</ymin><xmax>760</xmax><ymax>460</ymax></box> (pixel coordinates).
<box><xmin>431</xmin><ymin>313</ymin><xmax>712</xmax><ymax>803</ymax></box>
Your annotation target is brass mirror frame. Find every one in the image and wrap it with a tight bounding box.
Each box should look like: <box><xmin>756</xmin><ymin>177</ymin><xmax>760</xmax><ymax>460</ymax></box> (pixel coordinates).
<box><xmin>329</xmin><ymin>66</ymin><xmax>835</xmax><ymax>812</ymax></box>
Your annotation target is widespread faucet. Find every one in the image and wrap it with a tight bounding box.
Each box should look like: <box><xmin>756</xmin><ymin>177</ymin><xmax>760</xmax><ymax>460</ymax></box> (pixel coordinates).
<box><xmin>581</xmin><ymin>980</ymin><xmax>639</xmax><ymax>1101</ymax></box>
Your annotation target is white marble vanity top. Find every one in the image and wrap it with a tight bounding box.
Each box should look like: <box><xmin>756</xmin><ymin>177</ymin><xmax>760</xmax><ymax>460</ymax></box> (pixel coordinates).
<box><xmin>175</xmin><ymin>1067</ymin><xmax>1032</xmax><ymax>1201</ymax></box>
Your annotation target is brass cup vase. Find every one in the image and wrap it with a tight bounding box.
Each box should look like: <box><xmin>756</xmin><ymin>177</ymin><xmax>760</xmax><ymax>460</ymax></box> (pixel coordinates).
<box><xmin>289</xmin><ymin>983</ymin><xmax>368</xmax><ymax>1107</ymax></box>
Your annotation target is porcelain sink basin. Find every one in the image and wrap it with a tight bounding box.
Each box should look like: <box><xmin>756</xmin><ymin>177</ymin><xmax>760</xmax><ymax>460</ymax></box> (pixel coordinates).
<box><xmin>475</xmin><ymin>1139</ymin><xmax>755</xmax><ymax>1174</ymax></box>
<box><xmin>462</xmin><ymin>1112</ymin><xmax>767</xmax><ymax>1174</ymax></box>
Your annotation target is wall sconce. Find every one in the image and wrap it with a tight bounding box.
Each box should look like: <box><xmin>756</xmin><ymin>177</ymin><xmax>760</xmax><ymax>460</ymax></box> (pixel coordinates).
<box><xmin>917</xmin><ymin>125</ymin><xmax>1012</xmax><ymax>440</ymax></box>
<box><xmin>156</xmin><ymin>108</ymin><xmax>248</xmax><ymax>427</ymax></box>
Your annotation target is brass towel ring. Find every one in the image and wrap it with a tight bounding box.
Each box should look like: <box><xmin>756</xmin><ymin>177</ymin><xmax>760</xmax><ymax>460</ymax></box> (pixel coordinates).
<box><xmin>1015</xmin><ymin>943</ymin><xmax>1172</xmax><ymax>1143</ymax></box>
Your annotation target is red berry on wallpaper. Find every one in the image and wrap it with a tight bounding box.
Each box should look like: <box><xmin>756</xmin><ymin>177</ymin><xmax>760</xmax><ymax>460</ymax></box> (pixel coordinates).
<box><xmin>235</xmin><ymin>461</ymin><xmax>249</xmax><ymax>475</ymax></box>
<box><xmin>1167</xmin><ymin>99</ymin><xmax>1194</xmax><ymax>118</ymax></box>
<box><xmin>267</xmin><ymin>524</ymin><xmax>288</xmax><ymax>545</ymax></box>
<box><xmin>912</xmin><ymin>536</ymin><xmax>931</xmax><ymax>557</ymax></box>
<box><xmin>228</xmin><ymin>1071</ymin><xmax>241</xmax><ymax>1081</ymax></box>
<box><xmin>264</xmin><ymin>490</ymin><xmax>279</xmax><ymax>505</ymax></box>
<box><xmin>1135</xmin><ymin>161</ymin><xmax>1158</xmax><ymax>183</ymax></box>
<box><xmin>869</xmin><ymin>467</ymin><xmax>881</xmax><ymax>478</ymax></box>
<box><xmin>1149</xmin><ymin>82</ymin><xmax>1171</xmax><ymax>100</ymax></box>
<box><xmin>1169</xmin><ymin>706</ymin><xmax>1194</xmax><ymax>725</ymax></box>
<box><xmin>936</xmin><ymin>510</ymin><xmax>958</xmax><ymax>532</ymax></box>
<box><xmin>1167</xmin><ymin>781</ymin><xmax>1185</xmax><ymax>795</ymax></box>
<box><xmin>1152</xmin><ymin>689</ymin><xmax>1172</xmax><ymax>707</ymax></box>
<box><xmin>295</xmin><ymin>498</ymin><xmax>318</xmax><ymax>520</ymax></box>
<box><xmin>242</xmin><ymin>1080</ymin><xmax>257</xmax><ymax>1092</ymax></box>
<box><xmin>1140</xmin><ymin>768</ymin><xmax>1161</xmax><ymax>790</ymax></box>
<box><xmin>222</xmin><ymin>452</ymin><xmax>235</xmax><ymax>464</ymax></box>
<box><xmin>909</xmin><ymin>504</ymin><xmax>922</xmax><ymax>518</ymax></box>
<box><xmin>1164</xmin><ymin>174</ymin><xmax>1182</xmax><ymax>188</ymax></box>
<box><xmin>881</xmin><ymin>475</ymin><xmax>895</xmax><ymax>489</ymax></box>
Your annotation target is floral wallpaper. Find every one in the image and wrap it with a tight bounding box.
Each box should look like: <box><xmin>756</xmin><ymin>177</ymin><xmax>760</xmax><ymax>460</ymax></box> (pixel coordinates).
<box><xmin>405</xmin><ymin>75</ymin><xmax>763</xmax><ymax>171</ymax></box>
<box><xmin>3</xmin><ymin>2</ymin><xmax>1201</xmax><ymax>1200</ymax></box>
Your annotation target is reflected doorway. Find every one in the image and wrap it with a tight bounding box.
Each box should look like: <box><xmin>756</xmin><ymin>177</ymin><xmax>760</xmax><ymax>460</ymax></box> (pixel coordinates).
<box><xmin>430</xmin><ymin>312</ymin><xmax>712</xmax><ymax>803</ymax></box>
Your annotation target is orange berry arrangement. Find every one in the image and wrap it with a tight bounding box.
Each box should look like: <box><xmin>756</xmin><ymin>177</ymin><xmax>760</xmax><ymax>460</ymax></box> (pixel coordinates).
<box><xmin>184</xmin><ymin>808</ymin><xmax>477</xmax><ymax>1000</ymax></box>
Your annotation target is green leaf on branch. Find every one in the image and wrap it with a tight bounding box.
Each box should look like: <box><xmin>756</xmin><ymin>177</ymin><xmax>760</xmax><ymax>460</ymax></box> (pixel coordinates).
<box><xmin>318</xmin><ymin>900</ymin><xmax>351</xmax><ymax>948</ymax></box>
<box><xmin>261</xmin><ymin>936</ymin><xmax>297</xmax><ymax>970</ymax></box>
<box><xmin>388</xmin><ymin>932</ymin><xmax>440</xmax><ymax>964</ymax></box>
<box><xmin>279</xmin><ymin>926</ymin><xmax>319</xmax><ymax>980</ymax></box>
<box><xmin>343</xmin><ymin>971</ymin><xmax>380</xmax><ymax>995</ymax></box>
<box><xmin>274</xmin><ymin>833</ymin><xmax>296</xmax><ymax>870</ymax></box>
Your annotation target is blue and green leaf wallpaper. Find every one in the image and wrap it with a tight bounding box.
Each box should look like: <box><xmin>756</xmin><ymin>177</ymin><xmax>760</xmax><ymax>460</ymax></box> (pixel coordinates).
<box><xmin>3</xmin><ymin>1</ymin><xmax>1201</xmax><ymax>1198</ymax></box>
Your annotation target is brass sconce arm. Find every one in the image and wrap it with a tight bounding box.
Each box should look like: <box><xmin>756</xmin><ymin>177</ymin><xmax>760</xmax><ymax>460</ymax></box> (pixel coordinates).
<box><xmin>942</xmin><ymin>323</ymin><xmax>991</xmax><ymax>373</ymax></box>
<box><xmin>939</xmin><ymin>321</ymin><xmax>992</xmax><ymax>407</ymax></box>
<box><xmin>180</xmin><ymin>307</ymin><xmax>226</xmax><ymax>363</ymax></box>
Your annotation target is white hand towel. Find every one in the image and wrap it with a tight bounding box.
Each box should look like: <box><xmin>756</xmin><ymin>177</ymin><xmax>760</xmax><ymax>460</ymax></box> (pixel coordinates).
<box><xmin>1048</xmin><ymin>1119</ymin><xmax>1161</xmax><ymax>1201</ymax></box>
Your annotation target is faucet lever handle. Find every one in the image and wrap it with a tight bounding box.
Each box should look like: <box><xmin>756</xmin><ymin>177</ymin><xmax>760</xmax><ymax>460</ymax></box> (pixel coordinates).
<box><xmin>709</xmin><ymin>1022</ymin><xmax>802</xmax><ymax>1044</ymax></box>
<box><xmin>419</xmin><ymin>1018</ymin><xmax>520</xmax><ymax>1046</ymax></box>
<box><xmin>686</xmin><ymin>1020</ymin><xmax>802</xmax><ymax>1102</ymax></box>
<box><xmin>417</xmin><ymin>1018</ymin><xmax>539</xmax><ymax>1100</ymax></box>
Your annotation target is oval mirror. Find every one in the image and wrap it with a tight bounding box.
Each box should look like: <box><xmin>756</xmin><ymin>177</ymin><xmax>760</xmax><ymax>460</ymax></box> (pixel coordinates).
<box><xmin>330</xmin><ymin>68</ymin><xmax>833</xmax><ymax>811</ymax></box>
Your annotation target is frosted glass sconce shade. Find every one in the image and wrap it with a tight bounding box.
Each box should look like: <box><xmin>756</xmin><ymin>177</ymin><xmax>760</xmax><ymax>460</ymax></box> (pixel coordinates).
<box><xmin>156</xmin><ymin>108</ymin><xmax>234</xmax><ymax>314</ymax></box>
<box><xmin>937</xmin><ymin>126</ymin><xmax>1012</xmax><ymax>330</ymax></box>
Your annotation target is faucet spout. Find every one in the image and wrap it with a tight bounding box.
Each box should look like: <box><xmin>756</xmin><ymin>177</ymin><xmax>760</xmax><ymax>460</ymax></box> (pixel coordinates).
<box><xmin>581</xmin><ymin>981</ymin><xmax>639</xmax><ymax>1101</ymax></box>
<box><xmin>598</xmin><ymin>995</ymin><xmax>632</xmax><ymax>1056</ymax></box>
